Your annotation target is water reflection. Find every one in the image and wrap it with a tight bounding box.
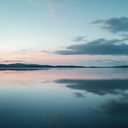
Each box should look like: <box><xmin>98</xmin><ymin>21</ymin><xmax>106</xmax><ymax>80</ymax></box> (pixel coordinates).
<box><xmin>97</xmin><ymin>98</ymin><xmax>128</xmax><ymax>117</ymax></box>
<box><xmin>0</xmin><ymin>69</ymin><xmax>128</xmax><ymax>128</ymax></box>
<box><xmin>55</xmin><ymin>79</ymin><xmax>128</xmax><ymax>95</ymax></box>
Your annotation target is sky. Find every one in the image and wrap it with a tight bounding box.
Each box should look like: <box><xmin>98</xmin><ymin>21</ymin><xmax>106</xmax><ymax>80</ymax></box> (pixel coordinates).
<box><xmin>0</xmin><ymin>0</ymin><xmax>128</xmax><ymax>66</ymax></box>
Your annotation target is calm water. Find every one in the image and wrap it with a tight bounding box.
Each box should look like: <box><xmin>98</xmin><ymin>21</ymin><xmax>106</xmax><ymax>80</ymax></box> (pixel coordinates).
<box><xmin>0</xmin><ymin>68</ymin><xmax>128</xmax><ymax>128</ymax></box>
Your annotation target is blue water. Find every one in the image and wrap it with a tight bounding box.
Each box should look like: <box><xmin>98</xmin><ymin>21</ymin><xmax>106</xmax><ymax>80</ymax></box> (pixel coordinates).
<box><xmin>0</xmin><ymin>68</ymin><xmax>128</xmax><ymax>128</ymax></box>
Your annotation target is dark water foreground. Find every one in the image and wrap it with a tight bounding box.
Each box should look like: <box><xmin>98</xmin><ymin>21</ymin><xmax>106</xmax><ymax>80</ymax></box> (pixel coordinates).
<box><xmin>0</xmin><ymin>68</ymin><xmax>128</xmax><ymax>128</ymax></box>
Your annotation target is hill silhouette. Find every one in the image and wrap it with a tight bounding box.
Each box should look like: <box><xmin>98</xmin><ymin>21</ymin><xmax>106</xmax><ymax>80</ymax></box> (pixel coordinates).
<box><xmin>0</xmin><ymin>63</ymin><xmax>127</xmax><ymax>70</ymax></box>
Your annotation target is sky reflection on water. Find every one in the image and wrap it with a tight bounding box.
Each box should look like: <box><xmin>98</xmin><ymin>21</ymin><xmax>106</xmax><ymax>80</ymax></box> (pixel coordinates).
<box><xmin>0</xmin><ymin>68</ymin><xmax>128</xmax><ymax>128</ymax></box>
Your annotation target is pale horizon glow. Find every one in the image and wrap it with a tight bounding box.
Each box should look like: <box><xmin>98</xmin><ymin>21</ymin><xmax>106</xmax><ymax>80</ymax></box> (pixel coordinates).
<box><xmin>0</xmin><ymin>0</ymin><xmax>128</xmax><ymax>66</ymax></box>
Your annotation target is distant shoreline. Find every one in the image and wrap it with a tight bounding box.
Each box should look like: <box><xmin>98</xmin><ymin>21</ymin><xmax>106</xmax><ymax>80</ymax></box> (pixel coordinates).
<box><xmin>0</xmin><ymin>67</ymin><xmax>128</xmax><ymax>71</ymax></box>
<box><xmin>0</xmin><ymin>63</ymin><xmax>128</xmax><ymax>70</ymax></box>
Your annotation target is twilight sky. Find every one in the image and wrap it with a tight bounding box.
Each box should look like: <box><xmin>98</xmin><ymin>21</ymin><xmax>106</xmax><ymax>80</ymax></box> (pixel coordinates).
<box><xmin>0</xmin><ymin>0</ymin><xmax>128</xmax><ymax>66</ymax></box>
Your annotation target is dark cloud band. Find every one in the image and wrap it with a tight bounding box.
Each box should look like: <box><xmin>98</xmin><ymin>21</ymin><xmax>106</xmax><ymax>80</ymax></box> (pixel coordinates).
<box><xmin>55</xmin><ymin>38</ymin><xmax>128</xmax><ymax>55</ymax></box>
<box><xmin>92</xmin><ymin>17</ymin><xmax>128</xmax><ymax>33</ymax></box>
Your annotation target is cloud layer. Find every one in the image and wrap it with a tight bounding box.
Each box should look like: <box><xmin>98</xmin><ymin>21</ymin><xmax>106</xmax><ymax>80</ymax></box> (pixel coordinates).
<box><xmin>93</xmin><ymin>17</ymin><xmax>128</xmax><ymax>33</ymax></box>
<box><xmin>55</xmin><ymin>38</ymin><xmax>128</xmax><ymax>55</ymax></box>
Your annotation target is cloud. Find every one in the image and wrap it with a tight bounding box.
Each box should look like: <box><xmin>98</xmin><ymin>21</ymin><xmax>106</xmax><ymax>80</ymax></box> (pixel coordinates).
<box><xmin>79</xmin><ymin>59</ymin><xmax>128</xmax><ymax>67</ymax></box>
<box><xmin>55</xmin><ymin>38</ymin><xmax>128</xmax><ymax>55</ymax></box>
<box><xmin>27</xmin><ymin>0</ymin><xmax>39</xmax><ymax>6</ymax></box>
<box><xmin>1</xmin><ymin>60</ymin><xmax>25</xmax><ymax>63</ymax></box>
<box><xmin>41</xmin><ymin>50</ymin><xmax>53</xmax><ymax>54</ymax></box>
<box><xmin>21</xmin><ymin>48</ymin><xmax>33</xmax><ymax>52</ymax></box>
<box><xmin>55</xmin><ymin>79</ymin><xmax>128</xmax><ymax>95</ymax></box>
<box><xmin>73</xmin><ymin>36</ymin><xmax>86</xmax><ymax>42</ymax></box>
<box><xmin>43</xmin><ymin>0</ymin><xmax>61</xmax><ymax>19</ymax></box>
<box><xmin>96</xmin><ymin>59</ymin><xmax>128</xmax><ymax>66</ymax></box>
<box><xmin>92</xmin><ymin>17</ymin><xmax>128</xmax><ymax>33</ymax></box>
<box><xmin>27</xmin><ymin>0</ymin><xmax>65</xmax><ymax>19</ymax></box>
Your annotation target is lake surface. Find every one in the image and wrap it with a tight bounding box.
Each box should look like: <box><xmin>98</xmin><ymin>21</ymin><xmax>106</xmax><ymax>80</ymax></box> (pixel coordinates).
<box><xmin>0</xmin><ymin>68</ymin><xmax>128</xmax><ymax>128</ymax></box>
